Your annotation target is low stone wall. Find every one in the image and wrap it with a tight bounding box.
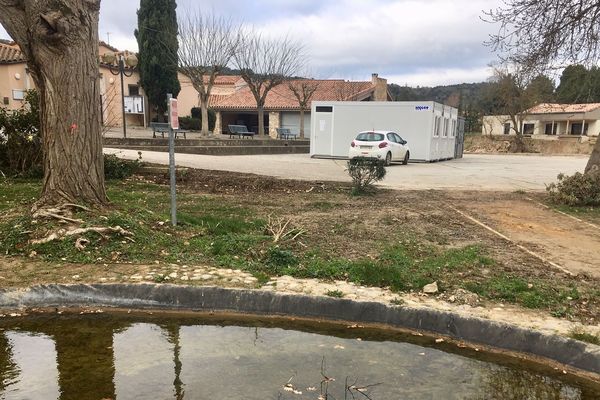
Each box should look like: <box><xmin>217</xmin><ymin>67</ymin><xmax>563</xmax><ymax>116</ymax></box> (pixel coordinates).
<box><xmin>103</xmin><ymin>137</ymin><xmax>310</xmax><ymax>156</ymax></box>
<box><xmin>0</xmin><ymin>284</ymin><xmax>598</xmax><ymax>376</ymax></box>
<box><xmin>466</xmin><ymin>135</ymin><xmax>595</xmax><ymax>155</ymax></box>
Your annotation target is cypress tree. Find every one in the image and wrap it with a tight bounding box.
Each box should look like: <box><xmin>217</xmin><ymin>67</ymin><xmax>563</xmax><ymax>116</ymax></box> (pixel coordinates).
<box><xmin>135</xmin><ymin>0</ymin><xmax>181</xmax><ymax>121</ymax></box>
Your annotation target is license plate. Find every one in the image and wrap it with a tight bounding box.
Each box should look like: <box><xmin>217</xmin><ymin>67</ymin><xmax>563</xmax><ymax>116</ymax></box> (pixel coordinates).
<box><xmin>360</xmin><ymin>146</ymin><xmax>372</xmax><ymax>149</ymax></box>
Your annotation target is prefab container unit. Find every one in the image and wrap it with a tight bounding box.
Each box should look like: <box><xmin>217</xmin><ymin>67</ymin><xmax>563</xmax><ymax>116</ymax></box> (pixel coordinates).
<box><xmin>310</xmin><ymin>101</ymin><xmax>460</xmax><ymax>162</ymax></box>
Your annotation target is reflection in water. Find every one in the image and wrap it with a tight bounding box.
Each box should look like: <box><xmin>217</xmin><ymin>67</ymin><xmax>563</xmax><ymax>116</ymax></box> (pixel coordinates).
<box><xmin>2</xmin><ymin>331</ymin><xmax>59</xmax><ymax>399</ymax></box>
<box><xmin>114</xmin><ymin>323</ymin><xmax>175</xmax><ymax>399</ymax></box>
<box><xmin>0</xmin><ymin>314</ymin><xmax>595</xmax><ymax>400</ymax></box>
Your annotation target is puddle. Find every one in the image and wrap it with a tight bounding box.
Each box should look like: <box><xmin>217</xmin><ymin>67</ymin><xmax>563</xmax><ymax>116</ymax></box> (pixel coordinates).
<box><xmin>0</xmin><ymin>312</ymin><xmax>597</xmax><ymax>399</ymax></box>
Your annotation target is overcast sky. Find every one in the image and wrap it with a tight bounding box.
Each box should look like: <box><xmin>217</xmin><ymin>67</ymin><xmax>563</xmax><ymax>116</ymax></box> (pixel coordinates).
<box><xmin>0</xmin><ymin>0</ymin><xmax>502</xmax><ymax>86</ymax></box>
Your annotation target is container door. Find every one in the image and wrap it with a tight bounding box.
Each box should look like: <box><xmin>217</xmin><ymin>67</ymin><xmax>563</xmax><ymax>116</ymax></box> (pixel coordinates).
<box><xmin>313</xmin><ymin>107</ymin><xmax>333</xmax><ymax>156</ymax></box>
<box><xmin>455</xmin><ymin>117</ymin><xmax>465</xmax><ymax>159</ymax></box>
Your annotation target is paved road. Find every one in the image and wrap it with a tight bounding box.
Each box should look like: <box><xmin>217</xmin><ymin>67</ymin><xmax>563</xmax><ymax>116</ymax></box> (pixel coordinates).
<box><xmin>104</xmin><ymin>148</ymin><xmax>589</xmax><ymax>191</ymax></box>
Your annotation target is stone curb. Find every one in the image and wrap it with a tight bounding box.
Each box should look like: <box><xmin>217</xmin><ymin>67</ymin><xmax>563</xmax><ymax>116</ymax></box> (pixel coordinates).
<box><xmin>0</xmin><ymin>284</ymin><xmax>598</xmax><ymax>375</ymax></box>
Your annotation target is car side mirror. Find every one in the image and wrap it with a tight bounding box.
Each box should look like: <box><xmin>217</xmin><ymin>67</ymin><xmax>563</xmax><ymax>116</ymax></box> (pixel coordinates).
<box><xmin>401</xmin><ymin>140</ymin><xmax>407</xmax><ymax>145</ymax></box>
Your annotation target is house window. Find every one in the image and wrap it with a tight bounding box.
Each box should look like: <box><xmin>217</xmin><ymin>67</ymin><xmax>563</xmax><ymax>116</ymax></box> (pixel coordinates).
<box><xmin>451</xmin><ymin>120</ymin><xmax>456</xmax><ymax>137</ymax></box>
<box><xmin>2</xmin><ymin>97</ymin><xmax>8</xmax><ymax>105</ymax></box>
<box><xmin>522</xmin><ymin>123</ymin><xmax>535</xmax><ymax>135</ymax></box>
<box><xmin>503</xmin><ymin>123</ymin><xmax>511</xmax><ymax>135</ymax></box>
<box><xmin>570</xmin><ymin>123</ymin><xmax>588</xmax><ymax>136</ymax></box>
<box><xmin>12</xmin><ymin>89</ymin><xmax>25</xmax><ymax>100</ymax></box>
<box><xmin>544</xmin><ymin>123</ymin><xmax>557</xmax><ymax>135</ymax></box>
<box><xmin>128</xmin><ymin>84</ymin><xmax>140</xmax><ymax>96</ymax></box>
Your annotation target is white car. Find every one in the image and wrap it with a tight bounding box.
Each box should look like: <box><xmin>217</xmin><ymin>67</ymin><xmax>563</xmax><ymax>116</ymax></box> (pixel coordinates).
<box><xmin>349</xmin><ymin>130</ymin><xmax>410</xmax><ymax>165</ymax></box>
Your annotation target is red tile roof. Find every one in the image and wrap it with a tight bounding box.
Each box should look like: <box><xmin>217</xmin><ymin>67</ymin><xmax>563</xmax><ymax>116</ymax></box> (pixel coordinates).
<box><xmin>210</xmin><ymin>79</ymin><xmax>375</xmax><ymax>110</ymax></box>
<box><xmin>526</xmin><ymin>103</ymin><xmax>600</xmax><ymax>114</ymax></box>
<box><xmin>0</xmin><ymin>42</ymin><xmax>25</xmax><ymax>64</ymax></box>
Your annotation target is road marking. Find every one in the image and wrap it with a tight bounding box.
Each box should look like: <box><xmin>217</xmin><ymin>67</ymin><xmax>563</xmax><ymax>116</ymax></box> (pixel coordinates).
<box><xmin>449</xmin><ymin>206</ymin><xmax>575</xmax><ymax>277</ymax></box>
<box><xmin>525</xmin><ymin>197</ymin><xmax>600</xmax><ymax>231</ymax></box>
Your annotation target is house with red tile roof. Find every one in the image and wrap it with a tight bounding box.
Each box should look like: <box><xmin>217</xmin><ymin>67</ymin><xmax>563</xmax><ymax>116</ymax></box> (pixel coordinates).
<box><xmin>208</xmin><ymin>74</ymin><xmax>391</xmax><ymax>137</ymax></box>
<box><xmin>482</xmin><ymin>103</ymin><xmax>600</xmax><ymax>138</ymax></box>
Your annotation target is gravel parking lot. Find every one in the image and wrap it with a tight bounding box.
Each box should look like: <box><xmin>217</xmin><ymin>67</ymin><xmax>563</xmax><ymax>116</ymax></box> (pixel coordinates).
<box><xmin>104</xmin><ymin>149</ymin><xmax>589</xmax><ymax>191</ymax></box>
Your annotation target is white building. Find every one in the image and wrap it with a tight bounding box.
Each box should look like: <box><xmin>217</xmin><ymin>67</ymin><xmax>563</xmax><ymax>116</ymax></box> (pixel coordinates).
<box><xmin>482</xmin><ymin>103</ymin><xmax>600</xmax><ymax>137</ymax></box>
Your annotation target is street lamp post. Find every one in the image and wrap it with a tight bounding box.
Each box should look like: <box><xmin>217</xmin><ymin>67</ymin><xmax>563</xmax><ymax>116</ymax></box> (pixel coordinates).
<box><xmin>100</xmin><ymin>52</ymin><xmax>138</xmax><ymax>138</ymax></box>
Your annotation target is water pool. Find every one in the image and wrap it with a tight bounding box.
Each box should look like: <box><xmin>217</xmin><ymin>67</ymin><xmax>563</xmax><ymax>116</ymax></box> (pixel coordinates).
<box><xmin>0</xmin><ymin>312</ymin><xmax>597</xmax><ymax>399</ymax></box>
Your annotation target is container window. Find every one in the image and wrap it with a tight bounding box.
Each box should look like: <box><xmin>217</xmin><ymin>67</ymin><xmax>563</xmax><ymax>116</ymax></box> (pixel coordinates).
<box><xmin>443</xmin><ymin>118</ymin><xmax>449</xmax><ymax>137</ymax></box>
<box><xmin>315</xmin><ymin>106</ymin><xmax>333</xmax><ymax>113</ymax></box>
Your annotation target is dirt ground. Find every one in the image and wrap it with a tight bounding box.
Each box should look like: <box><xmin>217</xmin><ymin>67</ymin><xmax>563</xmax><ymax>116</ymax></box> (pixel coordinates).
<box><xmin>165</xmin><ymin>168</ymin><xmax>600</xmax><ymax>282</ymax></box>
<box><xmin>461</xmin><ymin>198</ymin><xmax>600</xmax><ymax>279</ymax></box>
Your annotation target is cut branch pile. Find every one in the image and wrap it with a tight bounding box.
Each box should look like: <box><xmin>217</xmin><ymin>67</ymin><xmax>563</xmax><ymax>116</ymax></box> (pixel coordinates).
<box><xmin>29</xmin><ymin>204</ymin><xmax>133</xmax><ymax>247</ymax></box>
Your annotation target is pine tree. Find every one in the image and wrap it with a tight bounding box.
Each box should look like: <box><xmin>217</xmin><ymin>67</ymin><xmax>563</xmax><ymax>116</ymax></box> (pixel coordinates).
<box><xmin>135</xmin><ymin>0</ymin><xmax>181</xmax><ymax>121</ymax></box>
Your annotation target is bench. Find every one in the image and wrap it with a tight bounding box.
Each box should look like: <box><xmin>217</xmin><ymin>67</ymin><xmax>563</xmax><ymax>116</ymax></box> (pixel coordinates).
<box><xmin>228</xmin><ymin>124</ymin><xmax>255</xmax><ymax>139</ymax></box>
<box><xmin>150</xmin><ymin>122</ymin><xmax>188</xmax><ymax>139</ymax></box>
<box><xmin>276</xmin><ymin>128</ymin><xmax>298</xmax><ymax>140</ymax></box>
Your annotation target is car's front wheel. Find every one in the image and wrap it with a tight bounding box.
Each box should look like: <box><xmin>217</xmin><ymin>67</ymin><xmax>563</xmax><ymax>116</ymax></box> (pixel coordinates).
<box><xmin>385</xmin><ymin>152</ymin><xmax>392</xmax><ymax>166</ymax></box>
<box><xmin>402</xmin><ymin>151</ymin><xmax>409</xmax><ymax>165</ymax></box>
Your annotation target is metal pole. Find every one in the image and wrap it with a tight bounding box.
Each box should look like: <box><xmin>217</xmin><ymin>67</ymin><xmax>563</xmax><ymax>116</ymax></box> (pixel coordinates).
<box><xmin>119</xmin><ymin>56</ymin><xmax>127</xmax><ymax>138</ymax></box>
<box><xmin>167</xmin><ymin>93</ymin><xmax>177</xmax><ymax>227</ymax></box>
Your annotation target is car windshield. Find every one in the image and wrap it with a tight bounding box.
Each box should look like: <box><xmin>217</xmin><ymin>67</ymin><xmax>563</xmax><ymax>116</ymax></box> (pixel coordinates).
<box><xmin>355</xmin><ymin>132</ymin><xmax>384</xmax><ymax>142</ymax></box>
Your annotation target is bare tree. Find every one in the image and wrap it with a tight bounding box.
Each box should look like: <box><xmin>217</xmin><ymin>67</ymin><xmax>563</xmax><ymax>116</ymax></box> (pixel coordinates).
<box><xmin>234</xmin><ymin>33</ymin><xmax>304</xmax><ymax>136</ymax></box>
<box><xmin>485</xmin><ymin>0</ymin><xmax>600</xmax><ymax>172</ymax></box>
<box><xmin>288</xmin><ymin>78</ymin><xmax>319</xmax><ymax>139</ymax></box>
<box><xmin>100</xmin><ymin>79</ymin><xmax>121</xmax><ymax>136</ymax></box>
<box><xmin>0</xmin><ymin>0</ymin><xmax>107</xmax><ymax>208</ymax></box>
<box><xmin>334</xmin><ymin>80</ymin><xmax>368</xmax><ymax>101</ymax></box>
<box><xmin>487</xmin><ymin>66</ymin><xmax>555</xmax><ymax>151</ymax></box>
<box><xmin>177</xmin><ymin>11</ymin><xmax>240</xmax><ymax>136</ymax></box>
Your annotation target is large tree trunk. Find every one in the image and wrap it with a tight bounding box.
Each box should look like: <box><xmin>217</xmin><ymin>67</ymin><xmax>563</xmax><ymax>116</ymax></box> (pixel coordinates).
<box><xmin>299</xmin><ymin>107</ymin><xmax>305</xmax><ymax>139</ymax></box>
<box><xmin>0</xmin><ymin>0</ymin><xmax>107</xmax><ymax>208</ymax></box>
<box><xmin>585</xmin><ymin>138</ymin><xmax>600</xmax><ymax>173</ymax></box>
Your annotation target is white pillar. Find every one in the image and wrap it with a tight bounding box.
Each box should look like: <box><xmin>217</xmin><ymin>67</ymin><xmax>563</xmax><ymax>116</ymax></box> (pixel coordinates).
<box><xmin>582</xmin><ymin>120</ymin><xmax>586</xmax><ymax>136</ymax></box>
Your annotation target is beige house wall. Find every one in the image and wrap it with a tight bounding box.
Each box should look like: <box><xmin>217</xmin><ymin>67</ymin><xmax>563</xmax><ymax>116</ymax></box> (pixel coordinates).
<box><xmin>482</xmin><ymin>115</ymin><xmax>513</xmax><ymax>135</ymax></box>
<box><xmin>0</xmin><ymin>63</ymin><xmax>32</xmax><ymax>111</ymax></box>
<box><xmin>176</xmin><ymin>72</ymin><xmax>198</xmax><ymax>117</ymax></box>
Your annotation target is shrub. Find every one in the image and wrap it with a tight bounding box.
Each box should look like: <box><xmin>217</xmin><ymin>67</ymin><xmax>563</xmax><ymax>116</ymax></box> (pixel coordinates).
<box><xmin>190</xmin><ymin>107</ymin><xmax>216</xmax><ymax>131</ymax></box>
<box><xmin>546</xmin><ymin>171</ymin><xmax>600</xmax><ymax>206</ymax></box>
<box><xmin>0</xmin><ymin>90</ymin><xmax>42</xmax><ymax>177</ymax></box>
<box><xmin>104</xmin><ymin>152</ymin><xmax>144</xmax><ymax>180</ymax></box>
<box><xmin>178</xmin><ymin>116</ymin><xmax>200</xmax><ymax>131</ymax></box>
<box><xmin>347</xmin><ymin>157</ymin><xmax>387</xmax><ymax>195</ymax></box>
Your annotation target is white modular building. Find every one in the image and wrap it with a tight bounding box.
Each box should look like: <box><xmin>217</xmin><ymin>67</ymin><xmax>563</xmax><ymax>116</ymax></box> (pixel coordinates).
<box><xmin>310</xmin><ymin>101</ymin><xmax>462</xmax><ymax>161</ymax></box>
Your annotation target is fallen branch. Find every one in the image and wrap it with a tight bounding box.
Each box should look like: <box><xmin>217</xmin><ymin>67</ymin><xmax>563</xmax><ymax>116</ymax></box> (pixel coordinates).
<box><xmin>31</xmin><ymin>226</ymin><xmax>133</xmax><ymax>245</ymax></box>
<box><xmin>265</xmin><ymin>215</ymin><xmax>305</xmax><ymax>243</ymax></box>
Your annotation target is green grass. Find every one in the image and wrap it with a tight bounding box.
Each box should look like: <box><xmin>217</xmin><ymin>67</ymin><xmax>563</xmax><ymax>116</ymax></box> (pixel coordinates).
<box><xmin>0</xmin><ymin>180</ymin><xmax>40</xmax><ymax>212</ymax></box>
<box><xmin>464</xmin><ymin>275</ymin><xmax>580</xmax><ymax>311</ymax></box>
<box><xmin>325</xmin><ymin>290</ymin><xmax>344</xmax><ymax>298</ymax></box>
<box><xmin>569</xmin><ymin>329</ymin><xmax>600</xmax><ymax>345</ymax></box>
<box><xmin>551</xmin><ymin>203</ymin><xmax>600</xmax><ymax>223</ymax></box>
